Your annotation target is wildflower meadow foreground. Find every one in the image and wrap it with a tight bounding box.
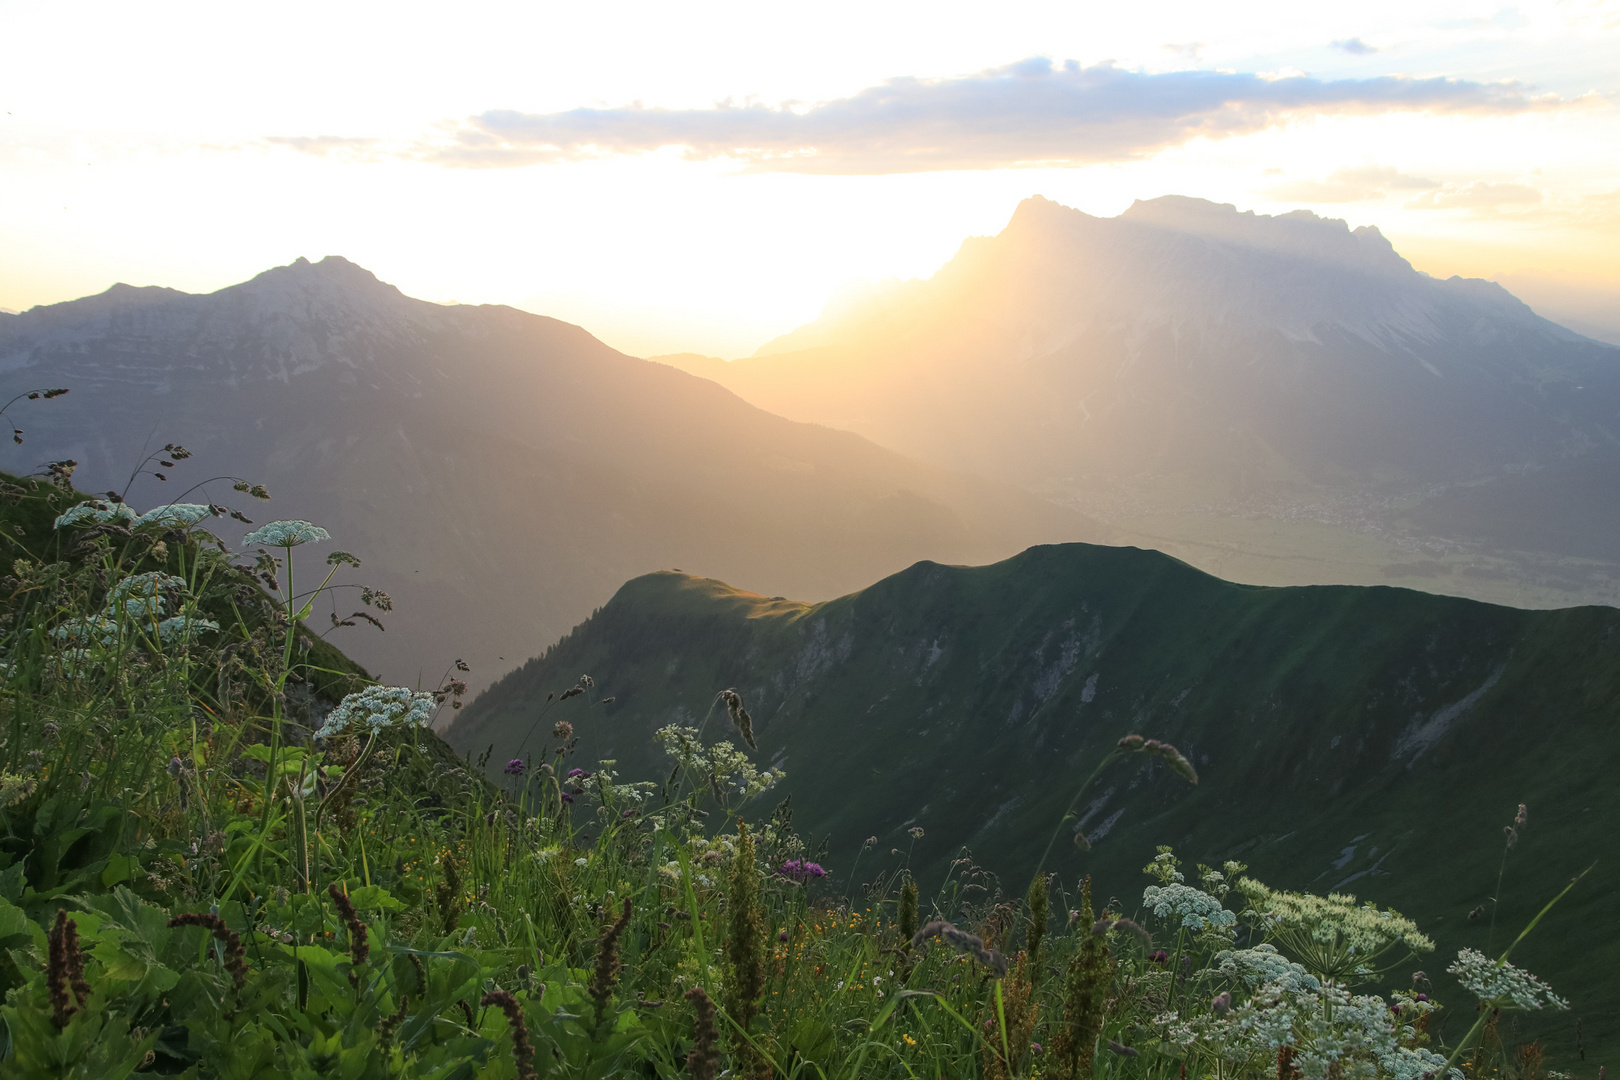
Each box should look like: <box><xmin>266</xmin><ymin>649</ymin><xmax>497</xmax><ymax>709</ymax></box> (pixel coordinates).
<box><xmin>0</xmin><ymin>470</ymin><xmax>1585</xmax><ymax>1079</ymax></box>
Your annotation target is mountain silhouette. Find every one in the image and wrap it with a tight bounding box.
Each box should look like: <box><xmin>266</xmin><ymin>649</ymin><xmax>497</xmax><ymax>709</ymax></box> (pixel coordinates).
<box><xmin>664</xmin><ymin>196</ymin><xmax>1620</xmax><ymax>605</ymax></box>
<box><xmin>0</xmin><ymin>257</ymin><xmax>1104</xmax><ymax>693</ymax></box>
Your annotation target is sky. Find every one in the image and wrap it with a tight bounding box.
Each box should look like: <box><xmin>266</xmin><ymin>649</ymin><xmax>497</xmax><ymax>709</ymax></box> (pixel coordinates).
<box><xmin>2</xmin><ymin>0</ymin><xmax>1618</xmax><ymax>356</ymax></box>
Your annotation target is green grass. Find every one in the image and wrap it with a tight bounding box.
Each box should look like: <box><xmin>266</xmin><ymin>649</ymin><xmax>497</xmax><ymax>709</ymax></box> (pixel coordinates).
<box><xmin>0</xmin><ymin>472</ymin><xmax>1600</xmax><ymax>1079</ymax></box>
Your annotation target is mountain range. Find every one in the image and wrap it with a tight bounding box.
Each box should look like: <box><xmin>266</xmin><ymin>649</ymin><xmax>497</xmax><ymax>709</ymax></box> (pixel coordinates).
<box><xmin>0</xmin><ymin>256</ymin><xmax>1102</xmax><ymax>693</ymax></box>
<box><xmin>450</xmin><ymin>541</ymin><xmax>1618</xmax><ymax>1064</ymax></box>
<box><xmin>664</xmin><ymin>196</ymin><xmax>1620</xmax><ymax>609</ymax></box>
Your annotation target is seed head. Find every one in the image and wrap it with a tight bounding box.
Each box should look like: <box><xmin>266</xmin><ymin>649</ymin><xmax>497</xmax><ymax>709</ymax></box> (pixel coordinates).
<box><xmin>912</xmin><ymin>919</ymin><xmax>1009</xmax><ymax>976</ymax></box>
<box><xmin>47</xmin><ymin>910</ymin><xmax>91</xmax><ymax>1027</ymax></box>
<box><xmin>480</xmin><ymin>989</ymin><xmax>538</xmax><ymax>1080</ymax></box>
<box><xmin>719</xmin><ymin>688</ymin><xmax>757</xmax><ymax>750</ymax></box>
<box><xmin>589</xmin><ymin>897</ymin><xmax>633</xmax><ymax>1026</ymax></box>
<box><xmin>327</xmin><ymin>883</ymin><xmax>369</xmax><ymax>974</ymax></box>
<box><xmin>684</xmin><ymin>986</ymin><xmax>721</xmax><ymax>1080</ymax></box>
<box><xmin>168</xmin><ymin>912</ymin><xmax>248</xmax><ymax>989</ymax></box>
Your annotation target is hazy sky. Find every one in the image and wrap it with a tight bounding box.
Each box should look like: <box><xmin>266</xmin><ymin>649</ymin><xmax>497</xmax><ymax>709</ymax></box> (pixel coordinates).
<box><xmin>3</xmin><ymin>0</ymin><xmax>1617</xmax><ymax>355</ymax></box>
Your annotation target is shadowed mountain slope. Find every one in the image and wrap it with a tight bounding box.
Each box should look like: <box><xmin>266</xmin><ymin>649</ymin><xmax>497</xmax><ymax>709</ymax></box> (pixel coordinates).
<box><xmin>0</xmin><ymin>257</ymin><xmax>1104</xmax><ymax>692</ymax></box>
<box><xmin>663</xmin><ymin>196</ymin><xmax>1620</xmax><ymax>606</ymax></box>
<box><xmin>452</xmin><ymin>541</ymin><xmax>1619</xmax><ymax>1061</ymax></box>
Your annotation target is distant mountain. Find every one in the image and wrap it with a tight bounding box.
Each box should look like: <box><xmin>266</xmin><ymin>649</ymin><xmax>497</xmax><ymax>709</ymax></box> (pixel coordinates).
<box><xmin>663</xmin><ymin>197</ymin><xmax>1620</xmax><ymax>606</ymax></box>
<box><xmin>452</xmin><ymin>542</ymin><xmax>1619</xmax><ymax>1062</ymax></box>
<box><xmin>0</xmin><ymin>257</ymin><xmax>1105</xmax><ymax>693</ymax></box>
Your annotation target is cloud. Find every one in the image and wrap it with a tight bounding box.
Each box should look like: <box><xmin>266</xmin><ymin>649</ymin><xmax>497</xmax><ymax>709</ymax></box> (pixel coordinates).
<box><xmin>1331</xmin><ymin>38</ymin><xmax>1379</xmax><ymax>54</ymax></box>
<box><xmin>264</xmin><ymin>135</ymin><xmax>382</xmax><ymax>160</ymax></box>
<box><xmin>358</xmin><ymin>58</ymin><xmax>1560</xmax><ymax>175</ymax></box>
<box><xmin>1270</xmin><ymin>165</ymin><xmax>1440</xmax><ymax>202</ymax></box>
<box><xmin>1405</xmin><ymin>180</ymin><xmax>1543</xmax><ymax>210</ymax></box>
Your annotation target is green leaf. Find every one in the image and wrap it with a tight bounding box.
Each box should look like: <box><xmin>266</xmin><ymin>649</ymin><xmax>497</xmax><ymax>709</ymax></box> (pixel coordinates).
<box><xmin>345</xmin><ymin>884</ymin><xmax>404</xmax><ymax>913</ymax></box>
<box><xmin>92</xmin><ymin>942</ymin><xmax>154</xmax><ymax>984</ymax></box>
<box><xmin>102</xmin><ymin>851</ymin><xmax>138</xmax><ymax>887</ymax></box>
<box><xmin>0</xmin><ymin>895</ymin><xmax>31</xmax><ymax>941</ymax></box>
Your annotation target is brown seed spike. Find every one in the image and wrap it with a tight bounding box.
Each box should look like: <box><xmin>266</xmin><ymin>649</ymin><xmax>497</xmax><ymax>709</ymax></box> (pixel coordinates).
<box><xmin>47</xmin><ymin>910</ymin><xmax>79</xmax><ymax>1027</ymax></box>
<box><xmin>167</xmin><ymin>912</ymin><xmax>249</xmax><ymax>989</ymax></box>
<box><xmin>719</xmin><ymin>688</ymin><xmax>758</xmax><ymax>750</ymax></box>
<box><xmin>328</xmin><ymin>883</ymin><xmax>370</xmax><ymax>973</ymax></box>
<box><xmin>62</xmin><ymin>917</ymin><xmax>91</xmax><ymax>1007</ymax></box>
<box><xmin>588</xmin><ymin>897</ymin><xmax>633</xmax><ymax>1026</ymax></box>
<box><xmin>480</xmin><ymin>989</ymin><xmax>539</xmax><ymax>1080</ymax></box>
<box><xmin>684</xmin><ymin>986</ymin><xmax>721</xmax><ymax>1080</ymax></box>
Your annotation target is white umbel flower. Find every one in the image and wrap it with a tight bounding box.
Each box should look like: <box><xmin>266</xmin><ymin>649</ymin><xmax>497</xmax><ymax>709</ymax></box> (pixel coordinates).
<box><xmin>1143</xmin><ymin>883</ymin><xmax>1237</xmax><ymax>931</ymax></box>
<box><xmin>136</xmin><ymin>503</ymin><xmax>216</xmax><ymax>529</ymax></box>
<box><xmin>105</xmin><ymin>572</ymin><xmax>188</xmax><ymax>620</ymax></box>
<box><xmin>243</xmin><ymin>520</ymin><xmax>331</xmax><ymax>547</ymax></box>
<box><xmin>54</xmin><ymin>499</ymin><xmax>139</xmax><ymax>530</ymax></box>
<box><xmin>315</xmin><ymin>685</ymin><xmax>437</xmax><ymax>738</ymax></box>
<box><xmin>157</xmin><ymin>615</ymin><xmax>219</xmax><ymax>644</ymax></box>
<box><xmin>1448</xmin><ymin>948</ymin><xmax>1569</xmax><ymax>1011</ymax></box>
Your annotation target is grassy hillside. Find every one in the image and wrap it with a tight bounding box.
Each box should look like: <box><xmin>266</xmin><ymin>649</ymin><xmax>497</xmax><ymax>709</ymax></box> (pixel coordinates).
<box><xmin>0</xmin><ymin>470</ymin><xmax>1596</xmax><ymax>1077</ymax></box>
<box><xmin>453</xmin><ymin>542</ymin><xmax>1620</xmax><ymax>1065</ymax></box>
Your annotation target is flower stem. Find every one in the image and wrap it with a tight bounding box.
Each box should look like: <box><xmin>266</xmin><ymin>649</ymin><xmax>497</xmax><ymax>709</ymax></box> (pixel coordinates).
<box><xmin>1031</xmin><ymin>748</ymin><xmax>1122</xmax><ymax>886</ymax></box>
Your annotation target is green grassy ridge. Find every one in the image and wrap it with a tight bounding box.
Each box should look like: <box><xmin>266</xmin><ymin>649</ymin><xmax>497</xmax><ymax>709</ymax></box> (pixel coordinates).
<box><xmin>453</xmin><ymin>542</ymin><xmax>1620</xmax><ymax>1066</ymax></box>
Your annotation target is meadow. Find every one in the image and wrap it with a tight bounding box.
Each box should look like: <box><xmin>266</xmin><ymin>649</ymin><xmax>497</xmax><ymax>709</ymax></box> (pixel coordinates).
<box><xmin>0</xmin><ymin>465</ymin><xmax>1584</xmax><ymax>1079</ymax></box>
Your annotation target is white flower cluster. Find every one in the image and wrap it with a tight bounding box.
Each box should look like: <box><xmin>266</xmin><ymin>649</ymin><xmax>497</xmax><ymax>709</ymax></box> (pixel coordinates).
<box><xmin>54</xmin><ymin>499</ymin><xmax>219</xmax><ymax>532</ymax></box>
<box><xmin>106</xmin><ymin>572</ymin><xmax>188</xmax><ymax>620</ymax></box>
<box><xmin>315</xmin><ymin>685</ymin><xmax>436</xmax><ymax>739</ymax></box>
<box><xmin>1143</xmin><ymin>882</ymin><xmax>1237</xmax><ymax>931</ymax></box>
<box><xmin>1155</xmin><ymin>975</ymin><xmax>1457</xmax><ymax>1080</ymax></box>
<box><xmin>135</xmin><ymin>503</ymin><xmax>216</xmax><ymax>529</ymax></box>
<box><xmin>157</xmin><ymin>615</ymin><xmax>219</xmax><ymax>644</ymax></box>
<box><xmin>1214</xmin><ymin>945</ymin><xmax>1321</xmax><ymax>994</ymax></box>
<box><xmin>53</xmin><ymin>614</ymin><xmax>120</xmax><ymax>648</ymax></box>
<box><xmin>54</xmin><ymin>499</ymin><xmax>139</xmax><ymax>530</ymax></box>
<box><xmin>1145</xmin><ymin>849</ymin><xmax>1187</xmax><ymax>884</ymax></box>
<box><xmin>654</xmin><ymin>724</ymin><xmax>784</xmax><ymax>801</ymax></box>
<box><xmin>656</xmin><ymin>860</ymin><xmax>716</xmax><ymax>888</ymax></box>
<box><xmin>243</xmin><ymin>520</ymin><xmax>331</xmax><ymax>548</ymax></box>
<box><xmin>575</xmin><ymin>763</ymin><xmax>658</xmax><ymax>806</ymax></box>
<box><xmin>654</xmin><ymin>724</ymin><xmax>708</xmax><ymax>771</ymax></box>
<box><xmin>1448</xmin><ymin>948</ymin><xmax>1569</xmax><ymax>1011</ymax></box>
<box><xmin>49</xmin><ymin>572</ymin><xmax>218</xmax><ymax>661</ymax></box>
<box><xmin>1241</xmin><ymin>880</ymin><xmax>1433</xmax><ymax>955</ymax></box>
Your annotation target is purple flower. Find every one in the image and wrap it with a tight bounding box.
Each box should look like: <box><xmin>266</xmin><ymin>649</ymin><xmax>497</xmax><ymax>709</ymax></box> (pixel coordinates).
<box><xmin>1416</xmin><ymin>993</ymin><xmax>1429</xmax><ymax>1002</ymax></box>
<box><xmin>777</xmin><ymin>859</ymin><xmax>827</xmax><ymax>884</ymax></box>
<box><xmin>504</xmin><ymin>758</ymin><xmax>525</xmax><ymax>776</ymax></box>
<box><xmin>1031</xmin><ymin>1043</ymin><xmax>1043</xmax><ymax>1055</ymax></box>
<box><xmin>560</xmin><ymin>791</ymin><xmax>574</xmax><ymax>803</ymax></box>
<box><xmin>779</xmin><ymin>930</ymin><xmax>789</xmax><ymax>942</ymax></box>
<box><xmin>566</xmin><ymin>767</ymin><xmax>590</xmax><ymax>779</ymax></box>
